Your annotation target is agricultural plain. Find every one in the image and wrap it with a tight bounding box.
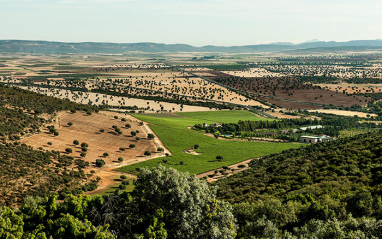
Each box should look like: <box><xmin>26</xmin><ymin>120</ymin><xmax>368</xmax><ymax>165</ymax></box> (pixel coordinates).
<box><xmin>117</xmin><ymin>111</ymin><xmax>302</xmax><ymax>175</ymax></box>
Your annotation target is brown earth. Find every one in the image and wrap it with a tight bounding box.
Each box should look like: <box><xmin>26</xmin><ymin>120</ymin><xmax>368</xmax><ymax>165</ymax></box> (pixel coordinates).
<box><xmin>196</xmin><ymin>158</ymin><xmax>254</xmax><ymax>182</ymax></box>
<box><xmin>21</xmin><ymin>110</ymin><xmax>170</xmax><ymax>194</ymax></box>
<box><xmin>195</xmin><ymin>70</ymin><xmax>370</xmax><ymax>110</ymax></box>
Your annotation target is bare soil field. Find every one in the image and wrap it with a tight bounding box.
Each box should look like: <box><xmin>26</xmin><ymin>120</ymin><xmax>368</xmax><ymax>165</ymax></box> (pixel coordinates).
<box><xmin>22</xmin><ymin>111</ymin><xmax>166</xmax><ymax>168</ymax></box>
<box><xmin>197</xmin><ymin>71</ymin><xmax>370</xmax><ymax>109</ymax></box>
<box><xmin>24</xmin><ymin>71</ymin><xmax>266</xmax><ymax>107</ymax></box>
<box><xmin>307</xmin><ymin>109</ymin><xmax>378</xmax><ymax>118</ymax></box>
<box><xmin>0</xmin><ymin>54</ymin><xmax>266</xmax><ymax>109</ymax></box>
<box><xmin>17</xmin><ymin>86</ymin><xmax>218</xmax><ymax>113</ymax></box>
<box><xmin>317</xmin><ymin>83</ymin><xmax>382</xmax><ymax>94</ymax></box>
<box><xmin>266</xmin><ymin>111</ymin><xmax>302</xmax><ymax>119</ymax></box>
<box><xmin>222</xmin><ymin>68</ymin><xmax>285</xmax><ymax>77</ymax></box>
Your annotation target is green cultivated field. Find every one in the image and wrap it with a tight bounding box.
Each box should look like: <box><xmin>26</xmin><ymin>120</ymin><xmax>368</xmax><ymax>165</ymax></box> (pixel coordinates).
<box><xmin>176</xmin><ymin>110</ymin><xmax>267</xmax><ymax>123</ymax></box>
<box><xmin>118</xmin><ymin>111</ymin><xmax>302</xmax><ymax>175</ymax></box>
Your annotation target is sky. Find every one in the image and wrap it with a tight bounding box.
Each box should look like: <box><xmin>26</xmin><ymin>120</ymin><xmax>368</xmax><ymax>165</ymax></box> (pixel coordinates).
<box><xmin>0</xmin><ymin>0</ymin><xmax>381</xmax><ymax>46</ymax></box>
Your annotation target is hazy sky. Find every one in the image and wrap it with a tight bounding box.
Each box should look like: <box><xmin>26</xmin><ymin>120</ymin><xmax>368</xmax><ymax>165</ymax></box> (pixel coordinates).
<box><xmin>0</xmin><ymin>0</ymin><xmax>381</xmax><ymax>46</ymax></box>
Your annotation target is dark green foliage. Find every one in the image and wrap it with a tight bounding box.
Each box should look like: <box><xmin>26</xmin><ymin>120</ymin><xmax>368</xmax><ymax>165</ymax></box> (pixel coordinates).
<box><xmin>0</xmin><ymin>83</ymin><xmax>97</xmax><ymax>116</ymax></box>
<box><xmin>95</xmin><ymin>159</ymin><xmax>105</xmax><ymax>168</ymax></box>
<box><xmin>195</xmin><ymin>114</ymin><xmax>371</xmax><ymax>139</ymax></box>
<box><xmin>216</xmin><ymin>130</ymin><xmax>382</xmax><ymax>237</ymax></box>
<box><xmin>80</xmin><ymin>142</ymin><xmax>88</xmax><ymax>148</ymax></box>
<box><xmin>75</xmin><ymin>159</ymin><xmax>89</xmax><ymax>168</ymax></box>
<box><xmin>0</xmin><ymin>166</ymin><xmax>237</xmax><ymax>238</ymax></box>
<box><xmin>144</xmin><ymin>151</ymin><xmax>152</xmax><ymax>156</ymax></box>
<box><xmin>0</xmin><ymin>143</ymin><xmax>93</xmax><ymax>205</ymax></box>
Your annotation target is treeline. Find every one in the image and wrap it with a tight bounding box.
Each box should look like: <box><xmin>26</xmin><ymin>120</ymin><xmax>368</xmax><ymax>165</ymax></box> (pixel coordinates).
<box><xmin>0</xmin><ymin>83</ymin><xmax>98</xmax><ymax>114</ymax></box>
<box><xmin>14</xmin><ymin>80</ymin><xmax>236</xmax><ymax>110</ymax></box>
<box><xmin>0</xmin><ymin>166</ymin><xmax>236</xmax><ymax>239</ymax></box>
<box><xmin>194</xmin><ymin>114</ymin><xmax>372</xmax><ymax>137</ymax></box>
<box><xmin>215</xmin><ymin>130</ymin><xmax>382</xmax><ymax>238</ymax></box>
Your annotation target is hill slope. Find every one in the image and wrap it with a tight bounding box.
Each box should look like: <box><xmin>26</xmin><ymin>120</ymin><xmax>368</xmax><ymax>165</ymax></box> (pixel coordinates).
<box><xmin>217</xmin><ymin>131</ymin><xmax>382</xmax><ymax>203</ymax></box>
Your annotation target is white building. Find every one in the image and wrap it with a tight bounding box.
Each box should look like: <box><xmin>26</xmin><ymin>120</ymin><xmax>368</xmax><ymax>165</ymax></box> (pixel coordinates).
<box><xmin>299</xmin><ymin>135</ymin><xmax>333</xmax><ymax>144</ymax></box>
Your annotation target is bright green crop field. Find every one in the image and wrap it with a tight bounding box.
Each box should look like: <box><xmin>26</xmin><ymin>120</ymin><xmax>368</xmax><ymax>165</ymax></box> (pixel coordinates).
<box><xmin>117</xmin><ymin>111</ymin><xmax>302</xmax><ymax>175</ymax></box>
<box><xmin>176</xmin><ymin>110</ymin><xmax>268</xmax><ymax>123</ymax></box>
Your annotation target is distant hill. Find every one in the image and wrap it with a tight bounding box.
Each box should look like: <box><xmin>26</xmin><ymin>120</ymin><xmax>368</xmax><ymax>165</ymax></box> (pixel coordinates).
<box><xmin>1</xmin><ymin>39</ymin><xmax>382</xmax><ymax>54</ymax></box>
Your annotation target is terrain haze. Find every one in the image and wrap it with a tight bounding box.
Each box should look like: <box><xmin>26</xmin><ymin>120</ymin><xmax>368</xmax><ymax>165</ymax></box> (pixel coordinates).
<box><xmin>1</xmin><ymin>0</ymin><xmax>381</xmax><ymax>46</ymax></box>
<box><xmin>1</xmin><ymin>39</ymin><xmax>382</xmax><ymax>53</ymax></box>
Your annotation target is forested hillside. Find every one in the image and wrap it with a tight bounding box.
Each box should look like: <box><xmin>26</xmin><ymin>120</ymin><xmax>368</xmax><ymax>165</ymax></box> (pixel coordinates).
<box><xmin>0</xmin><ymin>84</ymin><xmax>99</xmax><ymax>205</ymax></box>
<box><xmin>0</xmin><ymin>84</ymin><xmax>97</xmax><ymax>139</ymax></box>
<box><xmin>216</xmin><ymin>130</ymin><xmax>382</xmax><ymax>238</ymax></box>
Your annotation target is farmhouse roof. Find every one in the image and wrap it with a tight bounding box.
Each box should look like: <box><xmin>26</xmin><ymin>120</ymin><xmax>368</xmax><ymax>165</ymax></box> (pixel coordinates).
<box><xmin>300</xmin><ymin>125</ymin><xmax>323</xmax><ymax>131</ymax></box>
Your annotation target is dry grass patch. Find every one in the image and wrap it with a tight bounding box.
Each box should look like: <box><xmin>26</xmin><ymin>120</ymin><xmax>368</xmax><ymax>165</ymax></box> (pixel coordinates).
<box><xmin>22</xmin><ymin>111</ymin><xmax>163</xmax><ymax>168</ymax></box>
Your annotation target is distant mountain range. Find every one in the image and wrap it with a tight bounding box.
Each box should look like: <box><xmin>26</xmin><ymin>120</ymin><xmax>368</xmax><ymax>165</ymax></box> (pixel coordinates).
<box><xmin>1</xmin><ymin>39</ymin><xmax>382</xmax><ymax>54</ymax></box>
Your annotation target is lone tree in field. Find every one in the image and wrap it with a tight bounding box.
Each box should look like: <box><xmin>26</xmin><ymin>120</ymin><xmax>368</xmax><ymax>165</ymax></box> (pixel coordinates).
<box><xmin>157</xmin><ymin>147</ymin><xmax>164</xmax><ymax>152</ymax></box>
<box><xmin>118</xmin><ymin>157</ymin><xmax>124</xmax><ymax>163</ymax></box>
<box><xmin>65</xmin><ymin>148</ymin><xmax>72</xmax><ymax>154</ymax></box>
<box><xmin>129</xmin><ymin>144</ymin><xmax>135</xmax><ymax>148</ymax></box>
<box><xmin>131</xmin><ymin>131</ymin><xmax>137</xmax><ymax>137</ymax></box>
<box><xmin>147</xmin><ymin>133</ymin><xmax>155</xmax><ymax>139</ymax></box>
<box><xmin>216</xmin><ymin>155</ymin><xmax>223</xmax><ymax>162</ymax></box>
<box><xmin>73</xmin><ymin>140</ymin><xmax>79</xmax><ymax>146</ymax></box>
<box><xmin>103</xmin><ymin>152</ymin><xmax>109</xmax><ymax>157</ymax></box>
<box><xmin>144</xmin><ymin>151</ymin><xmax>152</xmax><ymax>156</ymax></box>
<box><xmin>95</xmin><ymin>159</ymin><xmax>105</xmax><ymax>168</ymax></box>
<box><xmin>67</xmin><ymin>122</ymin><xmax>73</xmax><ymax>126</ymax></box>
<box><xmin>125</xmin><ymin>124</ymin><xmax>131</xmax><ymax>129</ymax></box>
